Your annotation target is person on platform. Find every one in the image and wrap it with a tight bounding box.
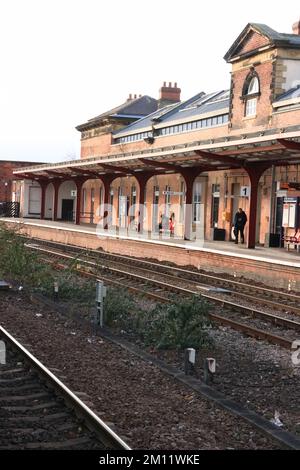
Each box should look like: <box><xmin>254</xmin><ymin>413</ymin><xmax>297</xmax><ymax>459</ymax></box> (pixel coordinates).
<box><xmin>169</xmin><ymin>212</ymin><xmax>175</xmax><ymax>237</ymax></box>
<box><xmin>233</xmin><ymin>208</ymin><xmax>247</xmax><ymax>244</ymax></box>
<box><xmin>159</xmin><ymin>213</ymin><xmax>163</xmax><ymax>234</ymax></box>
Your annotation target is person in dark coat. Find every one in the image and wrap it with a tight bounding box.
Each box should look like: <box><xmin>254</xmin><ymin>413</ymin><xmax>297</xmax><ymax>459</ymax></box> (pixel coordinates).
<box><xmin>233</xmin><ymin>208</ymin><xmax>247</xmax><ymax>244</ymax></box>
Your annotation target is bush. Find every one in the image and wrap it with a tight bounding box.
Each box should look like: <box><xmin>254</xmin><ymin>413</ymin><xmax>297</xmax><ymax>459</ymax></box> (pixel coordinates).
<box><xmin>0</xmin><ymin>224</ymin><xmax>50</xmax><ymax>287</ymax></box>
<box><xmin>103</xmin><ymin>288</ymin><xmax>137</xmax><ymax>327</ymax></box>
<box><xmin>0</xmin><ymin>224</ymin><xmax>95</xmax><ymax>301</ymax></box>
<box><xmin>143</xmin><ymin>296</ymin><xmax>212</xmax><ymax>349</ymax></box>
<box><xmin>102</xmin><ymin>290</ymin><xmax>213</xmax><ymax>350</ymax></box>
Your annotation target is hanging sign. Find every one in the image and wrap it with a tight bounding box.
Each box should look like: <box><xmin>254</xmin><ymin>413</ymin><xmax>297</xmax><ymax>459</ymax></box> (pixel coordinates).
<box><xmin>240</xmin><ymin>186</ymin><xmax>250</xmax><ymax>197</ymax></box>
<box><xmin>162</xmin><ymin>191</ymin><xmax>185</xmax><ymax>196</ymax></box>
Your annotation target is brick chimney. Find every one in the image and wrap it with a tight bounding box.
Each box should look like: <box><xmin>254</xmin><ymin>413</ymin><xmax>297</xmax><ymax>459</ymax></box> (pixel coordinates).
<box><xmin>127</xmin><ymin>93</ymin><xmax>142</xmax><ymax>102</ymax></box>
<box><xmin>158</xmin><ymin>81</ymin><xmax>181</xmax><ymax>109</ymax></box>
<box><xmin>292</xmin><ymin>19</ymin><xmax>300</xmax><ymax>35</ymax></box>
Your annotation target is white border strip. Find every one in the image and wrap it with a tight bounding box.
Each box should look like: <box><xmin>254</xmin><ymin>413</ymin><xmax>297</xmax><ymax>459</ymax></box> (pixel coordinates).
<box><xmin>2</xmin><ymin>218</ymin><xmax>300</xmax><ymax>269</ymax></box>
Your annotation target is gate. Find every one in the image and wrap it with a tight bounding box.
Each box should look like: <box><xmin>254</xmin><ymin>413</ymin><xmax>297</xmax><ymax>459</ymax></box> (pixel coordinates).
<box><xmin>0</xmin><ymin>202</ymin><xmax>20</xmax><ymax>218</ymax></box>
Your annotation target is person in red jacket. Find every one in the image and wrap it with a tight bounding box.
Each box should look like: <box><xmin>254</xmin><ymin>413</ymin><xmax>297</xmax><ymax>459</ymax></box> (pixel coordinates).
<box><xmin>169</xmin><ymin>213</ymin><xmax>175</xmax><ymax>237</ymax></box>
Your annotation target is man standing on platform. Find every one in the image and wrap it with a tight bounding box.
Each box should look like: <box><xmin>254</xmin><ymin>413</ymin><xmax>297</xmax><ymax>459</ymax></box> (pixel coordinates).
<box><xmin>233</xmin><ymin>208</ymin><xmax>247</xmax><ymax>244</ymax></box>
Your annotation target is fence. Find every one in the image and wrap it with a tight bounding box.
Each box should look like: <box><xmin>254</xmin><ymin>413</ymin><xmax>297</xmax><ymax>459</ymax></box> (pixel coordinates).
<box><xmin>0</xmin><ymin>202</ymin><xmax>20</xmax><ymax>218</ymax></box>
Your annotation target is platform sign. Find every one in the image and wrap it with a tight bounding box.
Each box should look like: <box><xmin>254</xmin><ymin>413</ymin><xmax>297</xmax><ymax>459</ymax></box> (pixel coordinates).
<box><xmin>282</xmin><ymin>204</ymin><xmax>290</xmax><ymax>227</ymax></box>
<box><xmin>282</xmin><ymin>197</ymin><xmax>298</xmax><ymax>228</ymax></box>
<box><xmin>240</xmin><ymin>186</ymin><xmax>250</xmax><ymax>197</ymax></box>
<box><xmin>162</xmin><ymin>191</ymin><xmax>185</xmax><ymax>196</ymax></box>
<box><xmin>276</xmin><ymin>190</ymin><xmax>288</xmax><ymax>197</ymax></box>
<box><xmin>119</xmin><ymin>196</ymin><xmax>127</xmax><ymax>216</ymax></box>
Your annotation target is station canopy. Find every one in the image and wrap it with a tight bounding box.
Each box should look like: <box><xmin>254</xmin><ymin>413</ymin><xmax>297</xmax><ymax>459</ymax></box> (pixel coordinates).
<box><xmin>13</xmin><ymin>129</ymin><xmax>300</xmax><ymax>181</ymax></box>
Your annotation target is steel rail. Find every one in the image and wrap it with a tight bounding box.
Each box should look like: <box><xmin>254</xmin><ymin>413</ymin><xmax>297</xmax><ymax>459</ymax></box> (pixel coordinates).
<box><xmin>35</xmin><ymin>246</ymin><xmax>297</xmax><ymax>350</ymax></box>
<box><xmin>0</xmin><ymin>325</ymin><xmax>131</xmax><ymax>450</ymax></box>
<box><xmin>26</xmin><ymin>239</ymin><xmax>300</xmax><ymax>308</ymax></box>
<box><xmin>32</xmin><ymin>245</ymin><xmax>300</xmax><ymax>330</ymax></box>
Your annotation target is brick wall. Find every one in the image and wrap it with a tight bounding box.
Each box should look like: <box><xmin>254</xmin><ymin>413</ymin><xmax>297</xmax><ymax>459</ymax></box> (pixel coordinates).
<box><xmin>230</xmin><ymin>60</ymin><xmax>274</xmax><ymax>130</ymax></box>
<box><xmin>80</xmin><ymin>133</ymin><xmax>112</xmax><ymax>158</ymax></box>
<box><xmin>0</xmin><ymin>161</ymin><xmax>37</xmax><ymax>201</ymax></box>
<box><xmin>237</xmin><ymin>31</ymin><xmax>269</xmax><ymax>56</ymax></box>
<box><xmin>6</xmin><ymin>220</ymin><xmax>300</xmax><ymax>291</ymax></box>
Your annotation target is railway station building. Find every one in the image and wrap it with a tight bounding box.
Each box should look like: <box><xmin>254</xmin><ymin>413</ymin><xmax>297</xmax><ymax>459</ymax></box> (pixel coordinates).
<box><xmin>12</xmin><ymin>20</ymin><xmax>300</xmax><ymax>250</ymax></box>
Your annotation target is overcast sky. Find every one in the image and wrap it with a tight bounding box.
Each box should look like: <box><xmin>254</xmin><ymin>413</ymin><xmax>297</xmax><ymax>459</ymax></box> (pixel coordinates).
<box><xmin>0</xmin><ymin>0</ymin><xmax>299</xmax><ymax>163</ymax></box>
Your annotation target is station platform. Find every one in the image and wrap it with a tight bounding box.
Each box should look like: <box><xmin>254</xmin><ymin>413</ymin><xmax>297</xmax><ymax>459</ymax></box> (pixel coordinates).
<box><xmin>1</xmin><ymin>217</ymin><xmax>300</xmax><ymax>291</ymax></box>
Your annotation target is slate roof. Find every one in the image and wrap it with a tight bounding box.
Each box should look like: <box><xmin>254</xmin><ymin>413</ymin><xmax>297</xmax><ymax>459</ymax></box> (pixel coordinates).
<box><xmin>274</xmin><ymin>85</ymin><xmax>300</xmax><ymax>102</ymax></box>
<box><xmin>224</xmin><ymin>23</ymin><xmax>300</xmax><ymax>62</ymax></box>
<box><xmin>76</xmin><ymin>95</ymin><xmax>158</xmax><ymax>131</ymax></box>
<box><xmin>113</xmin><ymin>90</ymin><xmax>229</xmax><ymax>137</ymax></box>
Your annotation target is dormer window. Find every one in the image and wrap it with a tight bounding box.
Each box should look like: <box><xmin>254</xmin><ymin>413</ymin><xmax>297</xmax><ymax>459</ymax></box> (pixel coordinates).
<box><xmin>243</xmin><ymin>74</ymin><xmax>260</xmax><ymax>117</ymax></box>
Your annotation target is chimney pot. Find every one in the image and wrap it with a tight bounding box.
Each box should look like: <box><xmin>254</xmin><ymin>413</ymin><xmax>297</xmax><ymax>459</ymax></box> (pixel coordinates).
<box><xmin>158</xmin><ymin>81</ymin><xmax>181</xmax><ymax>108</ymax></box>
<box><xmin>129</xmin><ymin>93</ymin><xmax>132</xmax><ymax>100</ymax></box>
<box><xmin>292</xmin><ymin>19</ymin><xmax>300</xmax><ymax>35</ymax></box>
<box><xmin>134</xmin><ymin>94</ymin><xmax>137</xmax><ymax>99</ymax></box>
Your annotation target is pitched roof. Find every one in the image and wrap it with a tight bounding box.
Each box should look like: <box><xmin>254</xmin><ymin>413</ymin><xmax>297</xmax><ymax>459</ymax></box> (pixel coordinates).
<box><xmin>113</xmin><ymin>90</ymin><xmax>229</xmax><ymax>137</ymax></box>
<box><xmin>275</xmin><ymin>85</ymin><xmax>300</xmax><ymax>102</ymax></box>
<box><xmin>224</xmin><ymin>23</ymin><xmax>300</xmax><ymax>62</ymax></box>
<box><xmin>76</xmin><ymin>95</ymin><xmax>158</xmax><ymax>131</ymax></box>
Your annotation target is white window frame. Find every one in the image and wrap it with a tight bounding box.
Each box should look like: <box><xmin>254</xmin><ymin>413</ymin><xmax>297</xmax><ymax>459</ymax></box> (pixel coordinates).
<box><xmin>193</xmin><ymin>182</ymin><xmax>202</xmax><ymax>222</ymax></box>
<box><xmin>245</xmin><ymin>76</ymin><xmax>259</xmax><ymax>117</ymax></box>
<box><xmin>245</xmin><ymin>97</ymin><xmax>257</xmax><ymax>117</ymax></box>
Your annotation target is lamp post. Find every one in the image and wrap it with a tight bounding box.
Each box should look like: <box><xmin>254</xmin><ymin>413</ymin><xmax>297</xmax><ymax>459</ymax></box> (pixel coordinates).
<box><xmin>4</xmin><ymin>182</ymin><xmax>8</xmax><ymax>202</ymax></box>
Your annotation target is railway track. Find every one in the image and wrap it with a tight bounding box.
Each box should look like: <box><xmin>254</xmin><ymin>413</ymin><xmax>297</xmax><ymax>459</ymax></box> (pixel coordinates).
<box><xmin>25</xmin><ymin>241</ymin><xmax>300</xmax><ymax>350</ymax></box>
<box><xmin>26</xmin><ymin>238</ymin><xmax>300</xmax><ymax>315</ymax></box>
<box><xmin>0</xmin><ymin>325</ymin><xmax>130</xmax><ymax>450</ymax></box>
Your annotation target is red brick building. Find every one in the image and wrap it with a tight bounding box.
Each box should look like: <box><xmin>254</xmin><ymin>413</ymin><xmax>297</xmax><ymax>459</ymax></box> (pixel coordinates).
<box><xmin>0</xmin><ymin>161</ymin><xmax>44</xmax><ymax>202</ymax></box>
<box><xmin>13</xmin><ymin>20</ymin><xmax>300</xmax><ymax>249</ymax></box>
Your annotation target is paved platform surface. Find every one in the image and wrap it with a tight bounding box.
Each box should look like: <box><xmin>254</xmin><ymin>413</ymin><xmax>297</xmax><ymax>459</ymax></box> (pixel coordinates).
<box><xmin>2</xmin><ymin>217</ymin><xmax>300</xmax><ymax>268</ymax></box>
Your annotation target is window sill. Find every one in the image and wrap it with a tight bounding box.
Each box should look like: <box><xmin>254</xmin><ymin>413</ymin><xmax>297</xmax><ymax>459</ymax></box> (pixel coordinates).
<box><xmin>242</xmin><ymin>115</ymin><xmax>257</xmax><ymax>121</ymax></box>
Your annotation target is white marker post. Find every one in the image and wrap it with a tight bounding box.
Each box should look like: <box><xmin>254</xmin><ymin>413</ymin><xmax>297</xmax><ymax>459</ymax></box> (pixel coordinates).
<box><xmin>96</xmin><ymin>280</ymin><xmax>106</xmax><ymax>327</ymax></box>
<box><xmin>0</xmin><ymin>340</ymin><xmax>6</xmax><ymax>365</ymax></box>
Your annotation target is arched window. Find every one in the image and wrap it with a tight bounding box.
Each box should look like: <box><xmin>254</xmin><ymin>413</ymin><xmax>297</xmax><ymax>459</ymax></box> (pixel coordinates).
<box><xmin>244</xmin><ymin>75</ymin><xmax>260</xmax><ymax>117</ymax></box>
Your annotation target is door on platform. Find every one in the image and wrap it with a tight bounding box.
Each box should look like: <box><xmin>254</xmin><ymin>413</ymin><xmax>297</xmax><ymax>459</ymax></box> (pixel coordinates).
<box><xmin>193</xmin><ymin>182</ymin><xmax>202</xmax><ymax>222</ymax></box>
<box><xmin>82</xmin><ymin>188</ymin><xmax>87</xmax><ymax>220</ymax></box>
<box><xmin>90</xmin><ymin>188</ymin><xmax>95</xmax><ymax>224</ymax></box>
<box><xmin>275</xmin><ymin>196</ymin><xmax>284</xmax><ymax>246</ymax></box>
<box><xmin>98</xmin><ymin>186</ymin><xmax>104</xmax><ymax>221</ymax></box>
<box><xmin>61</xmin><ymin>199</ymin><xmax>74</xmax><ymax>221</ymax></box>
<box><xmin>255</xmin><ymin>184</ymin><xmax>262</xmax><ymax>243</ymax></box>
<box><xmin>109</xmin><ymin>189</ymin><xmax>114</xmax><ymax>226</ymax></box>
<box><xmin>28</xmin><ymin>186</ymin><xmax>41</xmax><ymax>215</ymax></box>
<box><xmin>129</xmin><ymin>185</ymin><xmax>136</xmax><ymax>228</ymax></box>
<box><xmin>164</xmin><ymin>185</ymin><xmax>171</xmax><ymax>218</ymax></box>
<box><xmin>152</xmin><ymin>186</ymin><xmax>159</xmax><ymax>232</ymax></box>
<box><xmin>230</xmin><ymin>183</ymin><xmax>240</xmax><ymax>240</ymax></box>
<box><xmin>211</xmin><ymin>184</ymin><xmax>220</xmax><ymax>228</ymax></box>
<box><xmin>119</xmin><ymin>196</ymin><xmax>128</xmax><ymax>228</ymax></box>
<box><xmin>231</xmin><ymin>183</ymin><xmax>240</xmax><ymax>224</ymax></box>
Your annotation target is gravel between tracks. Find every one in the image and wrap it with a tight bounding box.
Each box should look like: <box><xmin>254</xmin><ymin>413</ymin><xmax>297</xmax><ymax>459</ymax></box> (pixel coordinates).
<box><xmin>0</xmin><ymin>290</ymin><xmax>285</xmax><ymax>450</ymax></box>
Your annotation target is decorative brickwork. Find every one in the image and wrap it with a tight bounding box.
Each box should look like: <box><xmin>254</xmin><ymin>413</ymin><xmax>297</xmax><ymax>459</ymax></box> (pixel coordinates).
<box><xmin>237</xmin><ymin>30</ymin><xmax>270</xmax><ymax>56</ymax></box>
